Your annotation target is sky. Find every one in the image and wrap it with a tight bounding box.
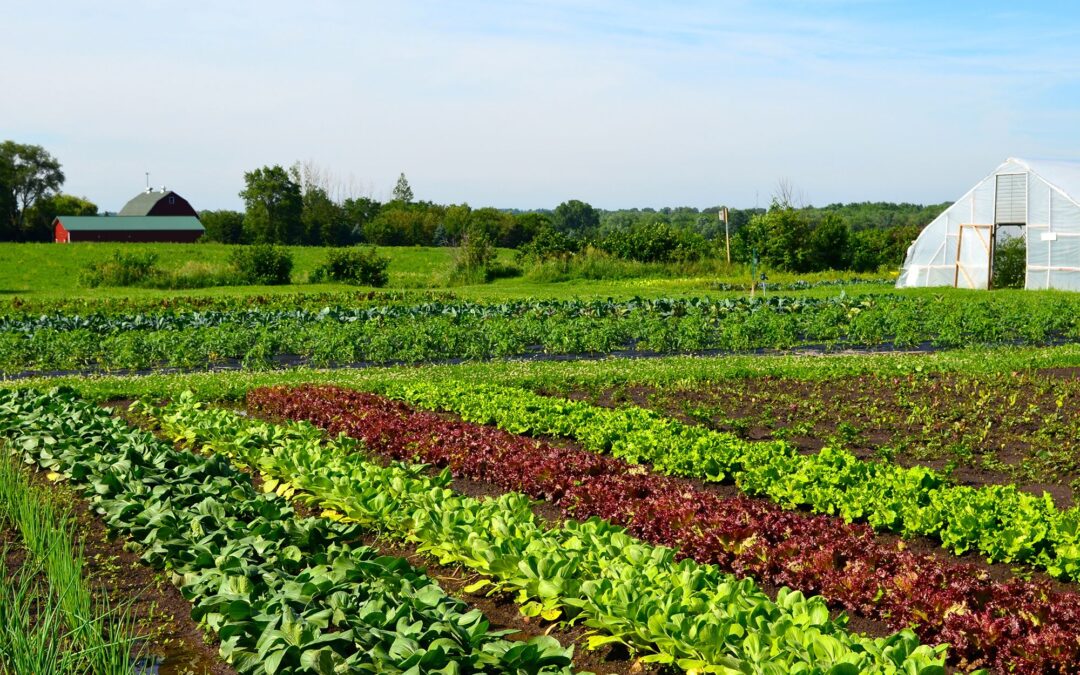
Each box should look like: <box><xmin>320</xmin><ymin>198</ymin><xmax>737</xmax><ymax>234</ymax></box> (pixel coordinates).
<box><xmin>5</xmin><ymin>1</ymin><xmax>1080</xmax><ymax>211</ymax></box>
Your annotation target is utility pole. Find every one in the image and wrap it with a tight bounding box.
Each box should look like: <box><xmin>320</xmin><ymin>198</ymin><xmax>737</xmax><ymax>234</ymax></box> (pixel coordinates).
<box><xmin>721</xmin><ymin>207</ymin><xmax>730</xmax><ymax>264</ymax></box>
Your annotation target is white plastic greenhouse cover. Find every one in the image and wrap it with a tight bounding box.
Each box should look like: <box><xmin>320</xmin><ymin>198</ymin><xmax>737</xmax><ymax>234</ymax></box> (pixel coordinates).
<box><xmin>896</xmin><ymin>157</ymin><xmax>1080</xmax><ymax>291</ymax></box>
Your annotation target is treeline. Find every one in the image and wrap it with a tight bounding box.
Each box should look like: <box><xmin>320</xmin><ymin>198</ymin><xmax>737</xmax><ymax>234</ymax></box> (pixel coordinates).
<box><xmin>2</xmin><ymin>141</ymin><xmax>946</xmax><ymax>273</ymax></box>
<box><xmin>207</xmin><ymin>162</ymin><xmax>946</xmax><ymax>273</ymax></box>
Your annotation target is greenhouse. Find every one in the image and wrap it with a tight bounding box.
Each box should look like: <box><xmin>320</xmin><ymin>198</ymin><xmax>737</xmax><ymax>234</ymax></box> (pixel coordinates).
<box><xmin>897</xmin><ymin>157</ymin><xmax>1080</xmax><ymax>291</ymax></box>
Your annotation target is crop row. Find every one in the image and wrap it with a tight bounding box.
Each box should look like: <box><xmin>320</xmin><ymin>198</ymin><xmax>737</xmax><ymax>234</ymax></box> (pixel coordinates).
<box><xmin>141</xmin><ymin>392</ymin><xmax>949</xmax><ymax>674</ymax></box>
<box><xmin>251</xmin><ymin>384</ymin><xmax>1080</xmax><ymax>674</ymax></box>
<box><xmin>0</xmin><ymin>455</ymin><xmax>138</xmax><ymax>674</ymax></box>
<box><xmin>635</xmin><ymin>370</ymin><xmax>1080</xmax><ymax>490</ymax></box>
<box><xmin>0</xmin><ymin>295</ymin><xmax>872</xmax><ymax>334</ymax></box>
<box><xmin>377</xmin><ymin>381</ymin><xmax>1080</xmax><ymax>583</ymax></box>
<box><xmin>0</xmin><ymin>388</ymin><xmax>575</xmax><ymax>675</ymax></box>
<box><xmin>0</xmin><ymin>289</ymin><xmax>454</xmax><ymax>319</ymax></box>
<box><xmin>6</xmin><ymin>293</ymin><xmax>1080</xmax><ymax>375</ymax></box>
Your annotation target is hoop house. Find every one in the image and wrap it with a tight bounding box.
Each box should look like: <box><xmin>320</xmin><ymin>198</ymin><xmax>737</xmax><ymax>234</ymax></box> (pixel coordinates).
<box><xmin>897</xmin><ymin>158</ymin><xmax>1080</xmax><ymax>290</ymax></box>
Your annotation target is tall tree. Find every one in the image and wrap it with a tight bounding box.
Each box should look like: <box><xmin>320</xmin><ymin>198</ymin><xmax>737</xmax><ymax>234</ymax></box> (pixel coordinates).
<box><xmin>392</xmin><ymin>172</ymin><xmax>414</xmax><ymax>203</ymax></box>
<box><xmin>0</xmin><ymin>141</ymin><xmax>64</xmax><ymax>240</ymax></box>
<box><xmin>301</xmin><ymin>185</ymin><xmax>350</xmax><ymax>246</ymax></box>
<box><xmin>552</xmin><ymin>199</ymin><xmax>599</xmax><ymax>239</ymax></box>
<box><xmin>239</xmin><ymin>165</ymin><xmax>303</xmax><ymax>244</ymax></box>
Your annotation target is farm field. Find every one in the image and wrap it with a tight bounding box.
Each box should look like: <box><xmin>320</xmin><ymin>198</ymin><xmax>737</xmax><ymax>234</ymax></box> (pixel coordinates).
<box><xmin>0</xmin><ymin>242</ymin><xmax>893</xmax><ymax>302</ymax></box>
<box><xmin>3</xmin><ymin>265</ymin><xmax>1080</xmax><ymax>674</ymax></box>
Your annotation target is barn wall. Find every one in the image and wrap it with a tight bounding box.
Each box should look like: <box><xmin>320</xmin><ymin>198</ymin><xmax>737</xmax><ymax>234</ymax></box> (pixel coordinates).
<box><xmin>146</xmin><ymin>195</ymin><xmax>198</xmax><ymax>217</ymax></box>
<box><xmin>69</xmin><ymin>230</ymin><xmax>203</xmax><ymax>243</ymax></box>
<box><xmin>54</xmin><ymin>222</ymin><xmax>70</xmax><ymax>243</ymax></box>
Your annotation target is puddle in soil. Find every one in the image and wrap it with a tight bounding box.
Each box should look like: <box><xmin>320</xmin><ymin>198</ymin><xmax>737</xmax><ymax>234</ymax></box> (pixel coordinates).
<box><xmin>133</xmin><ymin>642</ymin><xmax>226</xmax><ymax>675</ymax></box>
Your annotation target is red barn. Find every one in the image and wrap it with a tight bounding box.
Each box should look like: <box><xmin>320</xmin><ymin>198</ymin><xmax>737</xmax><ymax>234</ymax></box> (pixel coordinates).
<box><xmin>54</xmin><ymin>189</ymin><xmax>204</xmax><ymax>243</ymax></box>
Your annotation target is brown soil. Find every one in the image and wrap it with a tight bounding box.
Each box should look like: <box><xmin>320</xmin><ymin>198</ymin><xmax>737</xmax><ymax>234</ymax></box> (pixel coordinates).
<box><xmin>564</xmin><ymin>366</ymin><xmax>1080</xmax><ymax>509</ymax></box>
<box><xmin>6</xmin><ymin>469</ymin><xmax>234</xmax><ymax>675</ymax></box>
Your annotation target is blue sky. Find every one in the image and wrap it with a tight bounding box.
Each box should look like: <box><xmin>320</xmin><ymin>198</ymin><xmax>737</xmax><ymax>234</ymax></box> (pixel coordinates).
<box><xmin>5</xmin><ymin>1</ymin><xmax>1080</xmax><ymax>210</ymax></box>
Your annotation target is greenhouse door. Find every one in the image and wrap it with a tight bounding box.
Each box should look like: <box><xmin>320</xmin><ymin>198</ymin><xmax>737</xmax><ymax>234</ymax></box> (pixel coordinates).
<box><xmin>954</xmin><ymin>223</ymin><xmax>993</xmax><ymax>289</ymax></box>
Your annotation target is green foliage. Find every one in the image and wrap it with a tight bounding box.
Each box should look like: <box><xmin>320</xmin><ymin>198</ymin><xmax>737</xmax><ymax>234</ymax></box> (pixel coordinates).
<box><xmin>228</xmin><ymin>244</ymin><xmax>294</xmax><ymax>285</ymax></box>
<box><xmin>300</xmin><ymin>185</ymin><xmax>351</xmax><ymax>246</ymax></box>
<box><xmin>239</xmin><ymin>165</ymin><xmax>303</xmax><ymax>245</ymax></box>
<box><xmin>448</xmin><ymin>228</ymin><xmax>502</xmax><ymax>284</ymax></box>
<box><xmin>737</xmin><ymin>201</ymin><xmax>815</xmax><ymax>272</ymax></box>
<box><xmin>0</xmin><ymin>388</ymin><xmax>576</xmax><ymax>675</ymax></box>
<box><xmin>341</xmin><ymin>196</ymin><xmax>381</xmax><ymax>241</ymax></box>
<box><xmin>362</xmin><ymin>202</ymin><xmax>444</xmax><ymax>245</ymax></box>
<box><xmin>596</xmin><ymin>220</ymin><xmax>712</xmax><ymax>263</ymax></box>
<box><xmin>552</xmin><ymin>199</ymin><xmax>599</xmax><ymax>239</ymax></box>
<box><xmin>23</xmin><ymin>193</ymin><xmax>97</xmax><ymax>242</ymax></box>
<box><xmin>993</xmin><ymin>235</ymin><xmax>1026</xmax><ymax>289</ymax></box>
<box><xmin>514</xmin><ymin>226</ymin><xmax>580</xmax><ymax>262</ymax></box>
<box><xmin>389</xmin><ymin>381</ymin><xmax>1080</xmax><ymax>581</ymax></box>
<box><xmin>392</xmin><ymin>172</ymin><xmax>414</xmax><ymax>203</ymax></box>
<box><xmin>309</xmin><ymin>247</ymin><xmax>390</xmax><ymax>286</ymax></box>
<box><xmin>200</xmin><ymin>209</ymin><xmax>246</xmax><ymax>244</ymax></box>
<box><xmin>0</xmin><ymin>457</ymin><xmax>140</xmax><ymax>674</ymax></box>
<box><xmin>0</xmin><ymin>141</ymin><xmax>65</xmax><ymax>240</ymax></box>
<box><xmin>79</xmin><ymin>251</ymin><xmax>160</xmax><ymax>287</ymax></box>
<box><xmin>145</xmin><ymin>395</ymin><xmax>947</xmax><ymax>674</ymax></box>
<box><xmin>78</xmin><ymin>251</ymin><xmax>242</xmax><ymax>290</ymax></box>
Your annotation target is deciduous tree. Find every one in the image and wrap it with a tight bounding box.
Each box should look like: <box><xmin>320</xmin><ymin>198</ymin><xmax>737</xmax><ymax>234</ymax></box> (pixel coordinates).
<box><xmin>239</xmin><ymin>165</ymin><xmax>303</xmax><ymax>245</ymax></box>
<box><xmin>0</xmin><ymin>141</ymin><xmax>65</xmax><ymax>240</ymax></box>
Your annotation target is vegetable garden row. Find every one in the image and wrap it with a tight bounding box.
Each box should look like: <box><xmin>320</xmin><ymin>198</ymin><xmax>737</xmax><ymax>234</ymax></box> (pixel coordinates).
<box><xmin>0</xmin><ymin>388</ymin><xmax>575</xmax><ymax>674</ymax></box>
<box><xmin>243</xmin><ymin>383</ymin><xmax>1080</xmax><ymax>673</ymax></box>
<box><xmin>140</xmin><ymin>391</ymin><xmax>949</xmax><ymax>674</ymax></box>
<box><xmin>370</xmin><ymin>381</ymin><xmax>1080</xmax><ymax>580</ymax></box>
<box><xmin>1</xmin><ymin>376</ymin><xmax>1077</xmax><ymax>672</ymax></box>
<box><xmin>5</xmin><ymin>292</ymin><xmax>1080</xmax><ymax>374</ymax></box>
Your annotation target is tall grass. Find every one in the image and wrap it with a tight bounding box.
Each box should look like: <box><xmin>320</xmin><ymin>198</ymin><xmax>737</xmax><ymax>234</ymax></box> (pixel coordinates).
<box><xmin>0</xmin><ymin>456</ymin><xmax>141</xmax><ymax>674</ymax></box>
<box><xmin>522</xmin><ymin>248</ymin><xmax>740</xmax><ymax>282</ymax></box>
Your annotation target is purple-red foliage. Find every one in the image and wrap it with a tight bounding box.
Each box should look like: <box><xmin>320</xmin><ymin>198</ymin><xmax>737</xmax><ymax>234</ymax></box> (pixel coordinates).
<box><xmin>248</xmin><ymin>384</ymin><xmax>1080</xmax><ymax>674</ymax></box>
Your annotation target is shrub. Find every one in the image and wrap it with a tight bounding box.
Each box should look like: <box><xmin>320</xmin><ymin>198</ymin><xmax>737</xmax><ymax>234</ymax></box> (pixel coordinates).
<box><xmin>79</xmin><ymin>252</ymin><xmax>160</xmax><ymax>287</ymax></box>
<box><xmin>309</xmin><ymin>247</ymin><xmax>390</xmax><ymax>286</ymax></box>
<box><xmin>227</xmin><ymin>244</ymin><xmax>293</xmax><ymax>285</ymax></box>
<box><xmin>993</xmin><ymin>235</ymin><xmax>1026</xmax><ymax>289</ymax></box>
<box><xmin>596</xmin><ymin>221</ymin><xmax>711</xmax><ymax>263</ymax></box>
<box><xmin>445</xmin><ymin>229</ymin><xmax>518</xmax><ymax>285</ymax></box>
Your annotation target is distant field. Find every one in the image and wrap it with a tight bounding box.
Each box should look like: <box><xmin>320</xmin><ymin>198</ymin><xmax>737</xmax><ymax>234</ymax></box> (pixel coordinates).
<box><xmin>0</xmin><ymin>241</ymin><xmax>898</xmax><ymax>302</ymax></box>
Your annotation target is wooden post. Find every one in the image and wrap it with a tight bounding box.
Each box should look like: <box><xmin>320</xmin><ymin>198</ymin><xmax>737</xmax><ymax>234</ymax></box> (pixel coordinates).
<box><xmin>722</xmin><ymin>207</ymin><xmax>730</xmax><ymax>264</ymax></box>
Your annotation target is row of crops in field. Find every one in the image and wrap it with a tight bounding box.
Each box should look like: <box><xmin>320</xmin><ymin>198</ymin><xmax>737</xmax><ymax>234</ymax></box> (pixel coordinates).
<box><xmin>5</xmin><ymin>292</ymin><xmax>1080</xmax><ymax>374</ymax></box>
<box><xmin>0</xmin><ymin>386</ymin><xmax>955</xmax><ymax>674</ymax></box>
<box><xmin>3</xmin><ymin>288</ymin><xmax>1080</xmax><ymax>674</ymax></box>
<box><xmin>369</xmin><ymin>381</ymin><xmax>1080</xmax><ymax>580</ymax></box>
<box><xmin>241</xmin><ymin>383</ymin><xmax>1080</xmax><ymax>673</ymax></box>
<box><xmin>0</xmin><ymin>388</ymin><xmax>577</xmax><ymax>674</ymax></box>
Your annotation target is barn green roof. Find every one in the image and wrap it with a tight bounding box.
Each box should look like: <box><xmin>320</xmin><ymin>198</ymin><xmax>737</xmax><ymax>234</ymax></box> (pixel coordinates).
<box><xmin>119</xmin><ymin>190</ymin><xmax>178</xmax><ymax>216</ymax></box>
<box><xmin>55</xmin><ymin>216</ymin><xmax>204</xmax><ymax>232</ymax></box>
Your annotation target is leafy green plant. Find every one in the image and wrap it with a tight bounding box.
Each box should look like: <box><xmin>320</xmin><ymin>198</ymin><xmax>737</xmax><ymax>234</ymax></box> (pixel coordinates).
<box><xmin>139</xmin><ymin>393</ymin><xmax>949</xmax><ymax>674</ymax></box>
<box><xmin>380</xmin><ymin>380</ymin><xmax>1080</xmax><ymax>581</ymax></box>
<box><xmin>308</xmin><ymin>247</ymin><xmax>389</xmax><ymax>286</ymax></box>
<box><xmin>78</xmin><ymin>251</ymin><xmax>160</xmax><ymax>288</ymax></box>
<box><xmin>0</xmin><ymin>388</ymin><xmax>575</xmax><ymax>675</ymax></box>
<box><xmin>228</xmin><ymin>244</ymin><xmax>293</xmax><ymax>285</ymax></box>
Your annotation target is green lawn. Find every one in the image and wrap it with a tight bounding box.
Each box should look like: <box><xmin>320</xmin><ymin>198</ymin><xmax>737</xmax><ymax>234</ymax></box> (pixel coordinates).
<box><xmin>0</xmin><ymin>241</ymin><xmax>989</xmax><ymax>304</ymax></box>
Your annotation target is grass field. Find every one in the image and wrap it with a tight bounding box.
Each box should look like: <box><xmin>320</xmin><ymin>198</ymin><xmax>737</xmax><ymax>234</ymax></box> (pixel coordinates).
<box><xmin>0</xmin><ymin>242</ymin><xmax>898</xmax><ymax>302</ymax></box>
